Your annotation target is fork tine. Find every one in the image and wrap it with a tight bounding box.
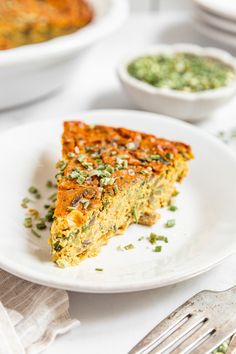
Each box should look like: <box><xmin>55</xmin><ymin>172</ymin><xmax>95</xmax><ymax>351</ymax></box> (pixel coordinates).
<box><xmin>171</xmin><ymin>322</ymin><xmax>216</xmax><ymax>354</ymax></box>
<box><xmin>128</xmin><ymin>310</ymin><xmax>190</xmax><ymax>354</ymax></box>
<box><xmin>128</xmin><ymin>293</ymin><xmax>207</xmax><ymax>354</ymax></box>
<box><xmin>148</xmin><ymin>314</ymin><xmax>207</xmax><ymax>354</ymax></box>
<box><xmin>194</xmin><ymin>327</ymin><xmax>236</xmax><ymax>354</ymax></box>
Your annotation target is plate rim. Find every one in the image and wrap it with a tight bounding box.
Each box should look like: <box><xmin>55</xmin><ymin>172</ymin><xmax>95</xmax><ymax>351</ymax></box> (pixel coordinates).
<box><xmin>193</xmin><ymin>18</ymin><xmax>236</xmax><ymax>48</ymax></box>
<box><xmin>194</xmin><ymin>0</ymin><xmax>236</xmax><ymax>21</ymax></box>
<box><xmin>1</xmin><ymin>109</ymin><xmax>236</xmax><ymax>293</ymax></box>
<box><xmin>195</xmin><ymin>5</ymin><xmax>236</xmax><ymax>34</ymax></box>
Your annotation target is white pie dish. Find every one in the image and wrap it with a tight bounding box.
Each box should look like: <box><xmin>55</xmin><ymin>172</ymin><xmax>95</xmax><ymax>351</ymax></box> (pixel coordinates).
<box><xmin>117</xmin><ymin>44</ymin><xmax>236</xmax><ymax>122</ymax></box>
<box><xmin>0</xmin><ymin>109</ymin><xmax>236</xmax><ymax>293</ymax></box>
<box><xmin>0</xmin><ymin>0</ymin><xmax>128</xmax><ymax>110</ymax></box>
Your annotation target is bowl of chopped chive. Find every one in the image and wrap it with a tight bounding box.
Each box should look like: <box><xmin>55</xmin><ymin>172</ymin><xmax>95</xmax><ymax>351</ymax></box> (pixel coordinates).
<box><xmin>117</xmin><ymin>44</ymin><xmax>236</xmax><ymax>122</ymax></box>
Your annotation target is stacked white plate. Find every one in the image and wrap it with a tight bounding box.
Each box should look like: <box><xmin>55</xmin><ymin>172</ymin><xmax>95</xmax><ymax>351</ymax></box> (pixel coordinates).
<box><xmin>193</xmin><ymin>0</ymin><xmax>236</xmax><ymax>48</ymax></box>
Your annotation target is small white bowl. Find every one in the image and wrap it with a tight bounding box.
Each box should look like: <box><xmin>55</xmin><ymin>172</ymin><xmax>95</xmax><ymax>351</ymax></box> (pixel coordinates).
<box><xmin>0</xmin><ymin>0</ymin><xmax>128</xmax><ymax>110</ymax></box>
<box><xmin>117</xmin><ymin>44</ymin><xmax>236</xmax><ymax>122</ymax></box>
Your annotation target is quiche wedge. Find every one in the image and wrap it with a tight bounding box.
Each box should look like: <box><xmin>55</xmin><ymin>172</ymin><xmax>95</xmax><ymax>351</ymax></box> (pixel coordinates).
<box><xmin>50</xmin><ymin>121</ymin><xmax>193</xmax><ymax>268</ymax></box>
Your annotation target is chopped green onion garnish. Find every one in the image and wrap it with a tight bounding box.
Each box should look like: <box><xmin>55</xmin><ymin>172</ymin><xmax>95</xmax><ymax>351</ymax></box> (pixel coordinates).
<box><xmin>67</xmin><ymin>206</ymin><xmax>77</xmax><ymax>211</ymax></box>
<box><xmin>31</xmin><ymin>229</ymin><xmax>41</xmax><ymax>238</ymax></box>
<box><xmin>172</xmin><ymin>190</ymin><xmax>179</xmax><ymax>197</ymax></box>
<box><xmin>48</xmin><ymin>192</ymin><xmax>57</xmax><ymax>202</ymax></box>
<box><xmin>153</xmin><ymin>246</ymin><xmax>162</xmax><ymax>252</ymax></box>
<box><xmin>124</xmin><ymin>243</ymin><xmax>134</xmax><ymax>250</ymax></box>
<box><xmin>46</xmin><ymin>180</ymin><xmax>54</xmax><ymax>188</ymax></box>
<box><xmin>166</xmin><ymin>152</ymin><xmax>174</xmax><ymax>159</ymax></box>
<box><xmin>21</xmin><ymin>197</ymin><xmax>30</xmax><ymax>208</ymax></box>
<box><xmin>36</xmin><ymin>219</ymin><xmax>47</xmax><ymax>230</ymax></box>
<box><xmin>68</xmin><ymin>152</ymin><xmax>75</xmax><ymax>158</ymax></box>
<box><xmin>28</xmin><ymin>186</ymin><xmax>38</xmax><ymax>194</ymax></box>
<box><xmin>113</xmin><ymin>185</ymin><xmax>118</xmax><ymax>194</ymax></box>
<box><xmin>169</xmin><ymin>205</ymin><xmax>178</xmax><ymax>212</ymax></box>
<box><xmin>24</xmin><ymin>217</ymin><xmax>32</xmax><ymax>228</ymax></box>
<box><xmin>165</xmin><ymin>219</ymin><xmax>176</xmax><ymax>228</ymax></box>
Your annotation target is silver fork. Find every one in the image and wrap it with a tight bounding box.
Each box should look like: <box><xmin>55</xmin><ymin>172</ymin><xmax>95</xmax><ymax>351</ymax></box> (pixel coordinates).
<box><xmin>129</xmin><ymin>286</ymin><xmax>236</xmax><ymax>354</ymax></box>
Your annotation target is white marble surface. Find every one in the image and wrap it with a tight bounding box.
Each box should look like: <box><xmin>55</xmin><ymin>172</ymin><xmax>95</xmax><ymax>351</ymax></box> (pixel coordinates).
<box><xmin>1</xmin><ymin>13</ymin><xmax>236</xmax><ymax>354</ymax></box>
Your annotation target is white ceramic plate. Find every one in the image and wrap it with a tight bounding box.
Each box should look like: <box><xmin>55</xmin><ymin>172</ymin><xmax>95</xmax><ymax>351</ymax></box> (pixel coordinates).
<box><xmin>194</xmin><ymin>0</ymin><xmax>236</xmax><ymax>21</ymax></box>
<box><xmin>0</xmin><ymin>110</ymin><xmax>236</xmax><ymax>293</ymax></box>
<box><xmin>195</xmin><ymin>5</ymin><xmax>236</xmax><ymax>34</ymax></box>
<box><xmin>194</xmin><ymin>19</ymin><xmax>236</xmax><ymax>48</ymax></box>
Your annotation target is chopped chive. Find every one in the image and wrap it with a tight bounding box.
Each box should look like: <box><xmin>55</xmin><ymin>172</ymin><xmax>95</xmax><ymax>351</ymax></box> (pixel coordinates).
<box><xmin>24</xmin><ymin>217</ymin><xmax>32</xmax><ymax>228</ymax></box>
<box><xmin>95</xmin><ymin>268</ymin><xmax>103</xmax><ymax>272</ymax></box>
<box><xmin>54</xmin><ymin>241</ymin><xmax>63</xmax><ymax>252</ymax></box>
<box><xmin>44</xmin><ymin>204</ymin><xmax>50</xmax><ymax>209</ymax></box>
<box><xmin>31</xmin><ymin>229</ymin><xmax>41</xmax><ymax>238</ymax></box>
<box><xmin>117</xmin><ymin>245</ymin><xmax>124</xmax><ymax>251</ymax></box>
<box><xmin>150</xmin><ymin>154</ymin><xmax>161</xmax><ymax>161</ymax></box>
<box><xmin>113</xmin><ymin>185</ymin><xmax>118</xmax><ymax>194</ymax></box>
<box><xmin>46</xmin><ymin>180</ymin><xmax>54</xmax><ymax>188</ymax></box>
<box><xmin>36</xmin><ymin>219</ymin><xmax>47</xmax><ymax>230</ymax></box>
<box><xmin>124</xmin><ymin>243</ymin><xmax>134</xmax><ymax>250</ymax></box>
<box><xmin>28</xmin><ymin>186</ymin><xmax>38</xmax><ymax>194</ymax></box>
<box><xmin>148</xmin><ymin>233</ymin><xmax>168</xmax><ymax>244</ymax></box>
<box><xmin>139</xmin><ymin>170</ymin><xmax>148</xmax><ymax>175</ymax></box>
<box><xmin>148</xmin><ymin>232</ymin><xmax>158</xmax><ymax>244</ymax></box>
<box><xmin>100</xmin><ymin>177</ymin><xmax>116</xmax><ymax>186</ymax></box>
<box><xmin>45</xmin><ymin>207</ymin><xmax>55</xmax><ymax>222</ymax></box>
<box><xmin>35</xmin><ymin>193</ymin><xmax>41</xmax><ymax>199</ymax></box>
<box><xmin>165</xmin><ymin>152</ymin><xmax>174</xmax><ymax>159</ymax></box>
<box><xmin>157</xmin><ymin>235</ymin><xmax>168</xmax><ymax>243</ymax></box>
<box><xmin>48</xmin><ymin>192</ymin><xmax>57</xmax><ymax>202</ymax></box>
<box><xmin>172</xmin><ymin>190</ymin><xmax>179</xmax><ymax>197</ymax></box>
<box><xmin>165</xmin><ymin>219</ymin><xmax>176</xmax><ymax>228</ymax></box>
<box><xmin>28</xmin><ymin>208</ymin><xmax>40</xmax><ymax>219</ymax></box>
<box><xmin>67</xmin><ymin>152</ymin><xmax>75</xmax><ymax>158</ymax></box>
<box><xmin>77</xmin><ymin>175</ymin><xmax>86</xmax><ymax>184</ymax></box>
<box><xmin>153</xmin><ymin>246</ymin><xmax>162</xmax><ymax>252</ymax></box>
<box><xmin>77</xmin><ymin>155</ymin><xmax>85</xmax><ymax>163</ymax></box>
<box><xmin>56</xmin><ymin>160</ymin><xmax>68</xmax><ymax>172</ymax></box>
<box><xmin>81</xmin><ymin>224</ymin><xmax>89</xmax><ymax>233</ymax></box>
<box><xmin>70</xmin><ymin>170</ymin><xmax>80</xmax><ymax>179</ymax></box>
<box><xmin>67</xmin><ymin>206</ymin><xmax>77</xmax><ymax>211</ymax></box>
<box><xmin>169</xmin><ymin>205</ymin><xmax>178</xmax><ymax>212</ymax></box>
<box><xmin>21</xmin><ymin>197</ymin><xmax>30</xmax><ymax>208</ymax></box>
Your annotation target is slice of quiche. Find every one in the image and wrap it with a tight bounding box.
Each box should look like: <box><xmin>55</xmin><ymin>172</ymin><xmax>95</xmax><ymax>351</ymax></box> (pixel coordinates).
<box><xmin>50</xmin><ymin>121</ymin><xmax>193</xmax><ymax>267</ymax></box>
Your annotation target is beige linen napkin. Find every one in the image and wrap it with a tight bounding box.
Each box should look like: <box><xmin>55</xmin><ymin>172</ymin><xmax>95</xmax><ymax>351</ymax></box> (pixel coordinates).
<box><xmin>0</xmin><ymin>270</ymin><xmax>79</xmax><ymax>354</ymax></box>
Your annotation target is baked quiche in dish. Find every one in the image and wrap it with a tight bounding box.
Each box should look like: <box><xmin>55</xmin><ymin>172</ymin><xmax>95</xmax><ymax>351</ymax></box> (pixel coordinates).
<box><xmin>50</xmin><ymin>121</ymin><xmax>193</xmax><ymax>267</ymax></box>
<box><xmin>0</xmin><ymin>0</ymin><xmax>93</xmax><ymax>50</ymax></box>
